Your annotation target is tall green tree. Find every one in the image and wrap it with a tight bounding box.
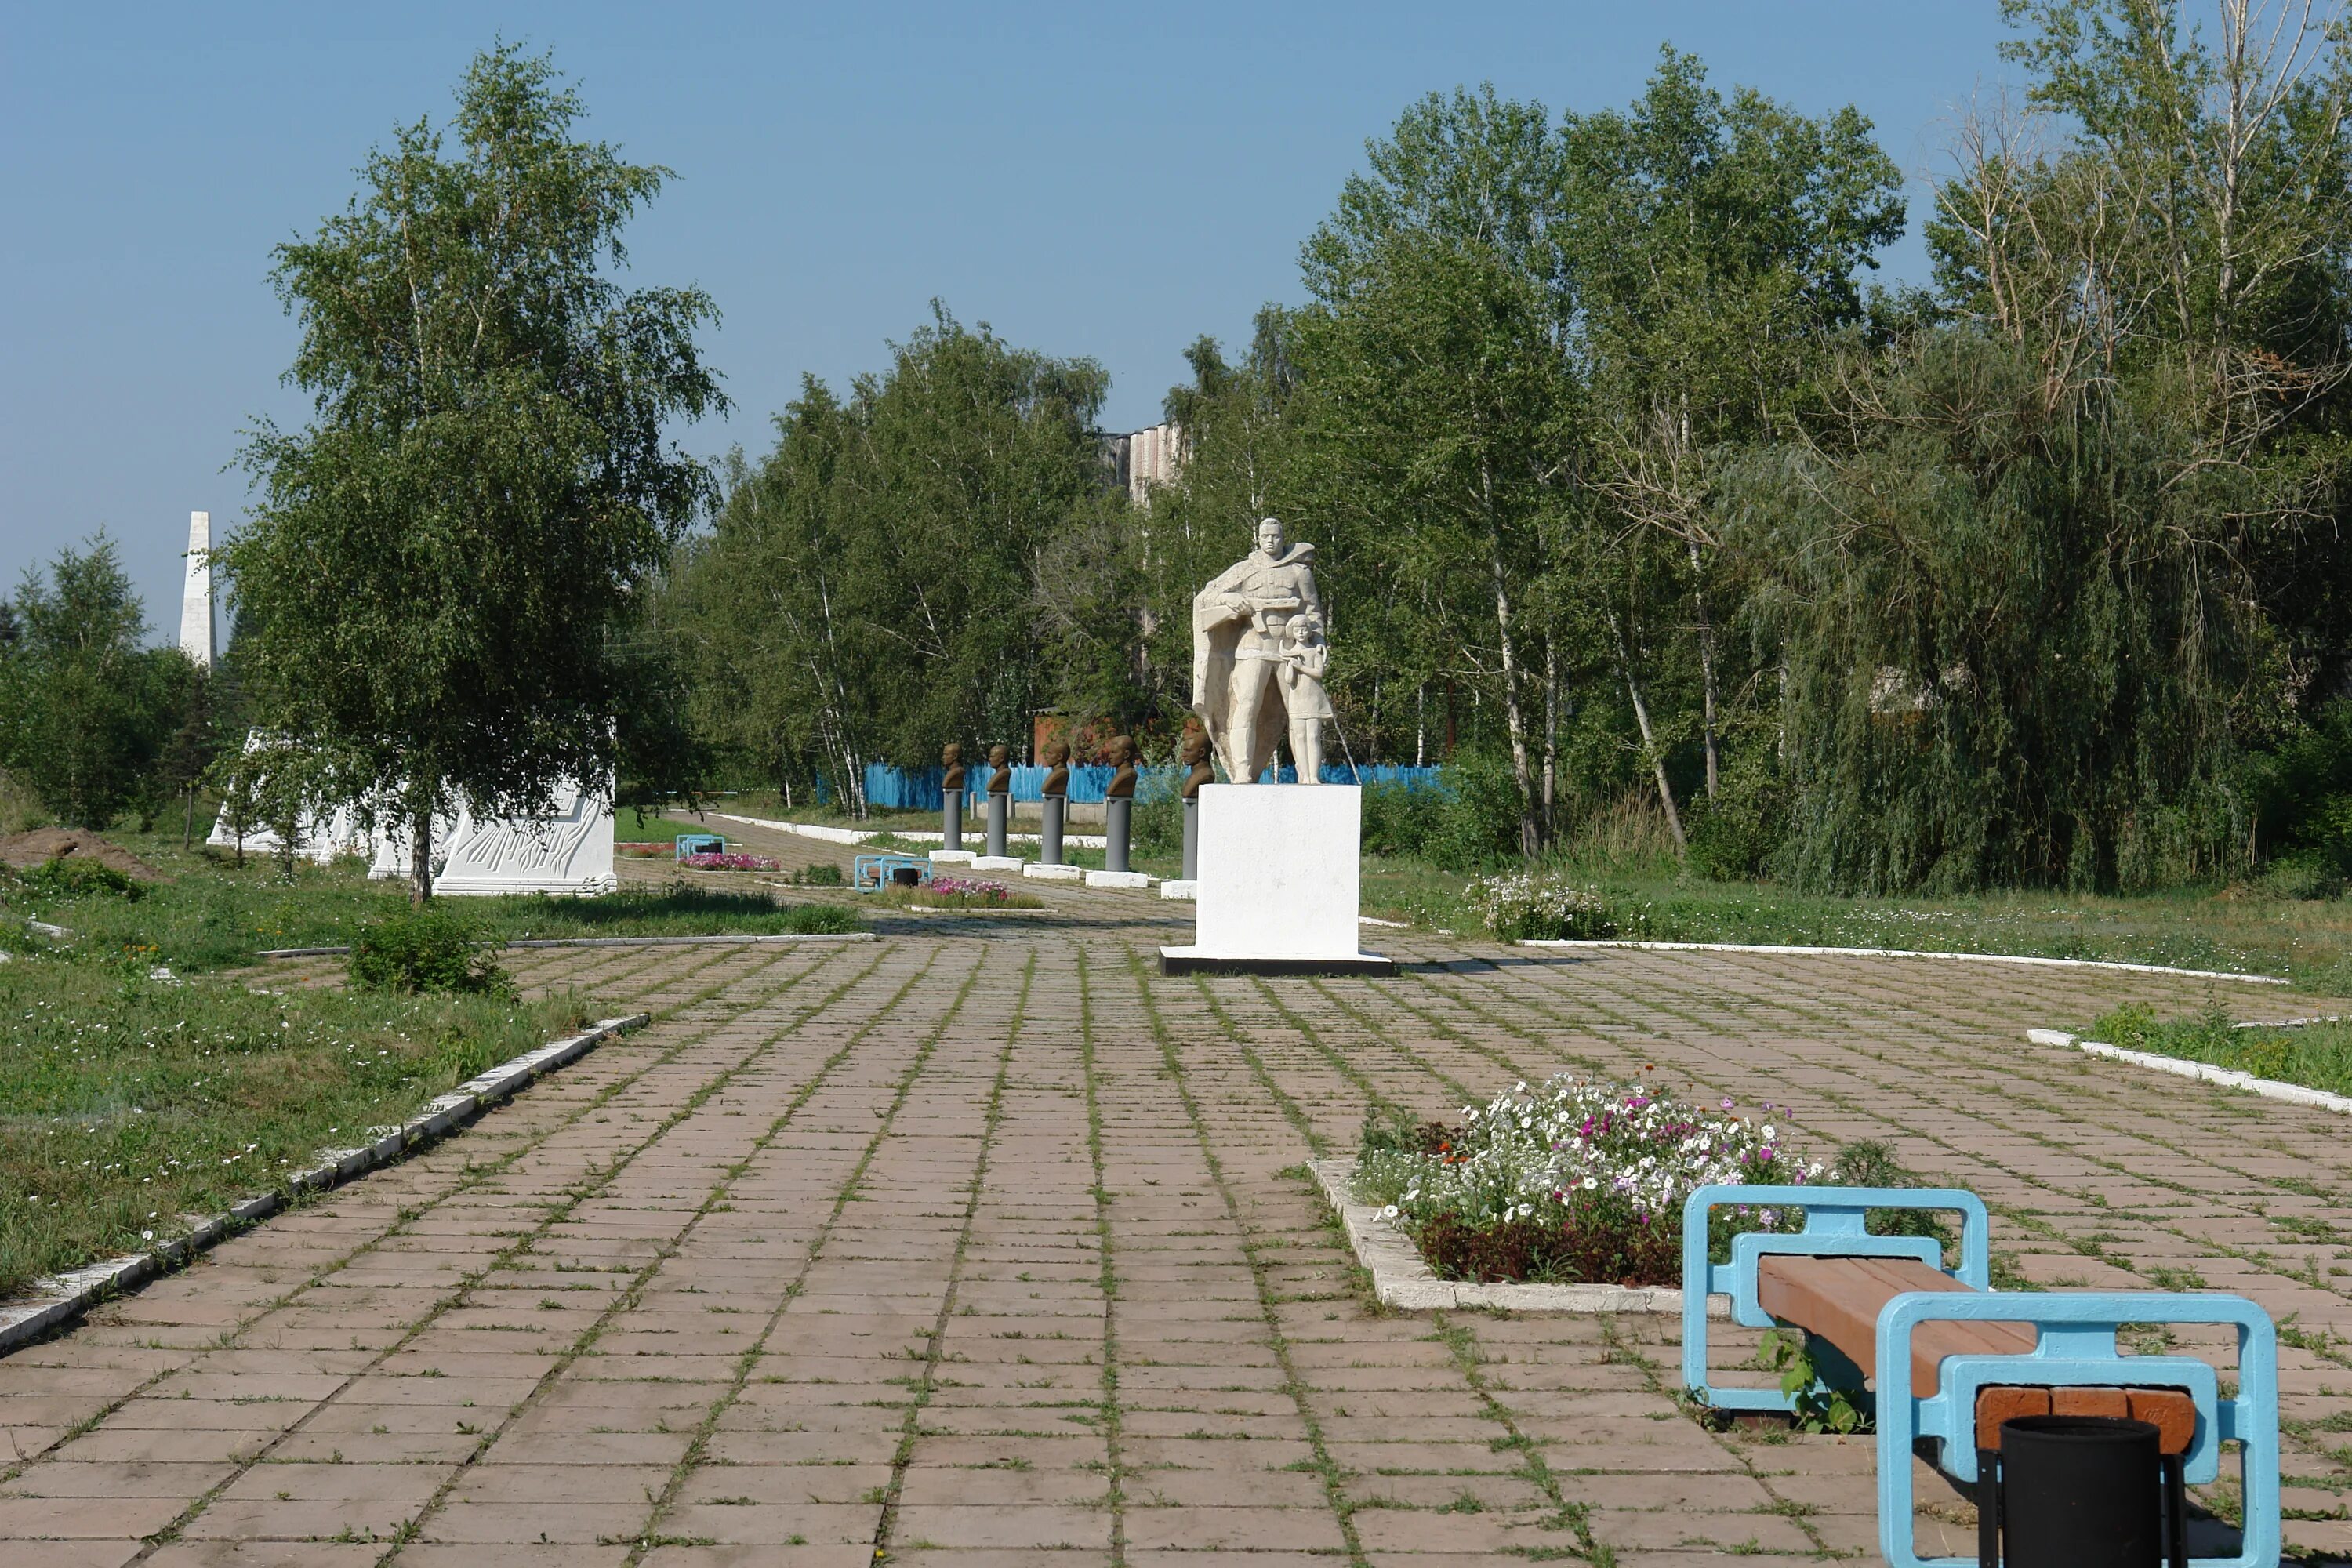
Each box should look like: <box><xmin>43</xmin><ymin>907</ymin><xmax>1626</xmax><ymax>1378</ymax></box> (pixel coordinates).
<box><xmin>666</xmin><ymin>310</ymin><xmax>1109</xmax><ymax>806</ymax></box>
<box><xmin>227</xmin><ymin>45</ymin><xmax>724</xmax><ymax>902</ymax></box>
<box><xmin>0</xmin><ymin>535</ymin><xmax>187</xmax><ymax>831</ymax></box>
<box><xmin>1563</xmin><ymin>50</ymin><xmax>1904</xmax><ymax>837</ymax></box>
<box><xmin>1294</xmin><ymin>86</ymin><xmax>1581</xmax><ymax>855</ymax></box>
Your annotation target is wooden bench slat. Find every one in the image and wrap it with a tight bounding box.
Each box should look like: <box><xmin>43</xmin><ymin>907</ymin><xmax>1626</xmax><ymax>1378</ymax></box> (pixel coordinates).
<box><xmin>1756</xmin><ymin>1254</ymin><xmax>2034</xmax><ymax>1397</ymax></box>
<box><xmin>1976</xmin><ymin>1385</ymin><xmax>2196</xmax><ymax>1455</ymax></box>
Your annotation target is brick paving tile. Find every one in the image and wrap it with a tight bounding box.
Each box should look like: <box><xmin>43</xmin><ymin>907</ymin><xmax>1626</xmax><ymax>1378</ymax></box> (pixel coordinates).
<box><xmin>2</xmin><ymin>919</ymin><xmax>2350</xmax><ymax>1563</ymax></box>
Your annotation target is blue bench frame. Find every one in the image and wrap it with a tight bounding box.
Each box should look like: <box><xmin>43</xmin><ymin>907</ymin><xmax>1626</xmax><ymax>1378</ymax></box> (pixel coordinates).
<box><xmin>674</xmin><ymin>833</ymin><xmax>727</xmax><ymax>861</ymax></box>
<box><xmin>852</xmin><ymin>852</ymin><xmax>933</xmax><ymax>891</ymax></box>
<box><xmin>1680</xmin><ymin>1182</ymin><xmax>2279</xmax><ymax>1568</ymax></box>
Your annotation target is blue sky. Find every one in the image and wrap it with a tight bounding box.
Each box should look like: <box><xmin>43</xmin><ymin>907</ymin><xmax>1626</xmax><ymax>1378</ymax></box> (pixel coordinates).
<box><xmin>0</xmin><ymin>2</ymin><xmax>2021</xmax><ymax>638</ymax></box>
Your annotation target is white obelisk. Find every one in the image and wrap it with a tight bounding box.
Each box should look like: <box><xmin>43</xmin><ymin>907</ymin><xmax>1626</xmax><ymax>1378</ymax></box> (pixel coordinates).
<box><xmin>179</xmin><ymin>510</ymin><xmax>214</xmax><ymax>668</ymax></box>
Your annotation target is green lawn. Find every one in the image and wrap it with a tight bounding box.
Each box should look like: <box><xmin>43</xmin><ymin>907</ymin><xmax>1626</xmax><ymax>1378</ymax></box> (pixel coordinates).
<box><xmin>2085</xmin><ymin>1006</ymin><xmax>2352</xmax><ymax>1097</ymax></box>
<box><xmin>0</xmin><ymin>834</ymin><xmax>862</xmax><ymax>1298</ymax></box>
<box><xmin>1359</xmin><ymin>856</ymin><xmax>2352</xmax><ymax>994</ymax></box>
<box><xmin>0</xmin><ymin>884</ymin><xmax>599</xmax><ymax>1297</ymax></box>
<box><xmin>13</xmin><ymin>837</ymin><xmax>859</xmax><ymax>971</ymax></box>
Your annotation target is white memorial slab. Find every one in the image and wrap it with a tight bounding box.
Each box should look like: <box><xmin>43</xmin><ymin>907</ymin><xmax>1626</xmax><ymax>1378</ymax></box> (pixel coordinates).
<box><xmin>434</xmin><ymin>780</ymin><xmax>617</xmax><ymax>895</ymax></box>
<box><xmin>1159</xmin><ymin>785</ymin><xmax>1392</xmax><ymax>975</ymax></box>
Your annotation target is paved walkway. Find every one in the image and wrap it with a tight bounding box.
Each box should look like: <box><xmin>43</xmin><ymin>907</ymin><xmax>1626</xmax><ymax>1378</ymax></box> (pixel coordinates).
<box><xmin>6</xmin><ymin>901</ymin><xmax>2352</xmax><ymax>1566</ymax></box>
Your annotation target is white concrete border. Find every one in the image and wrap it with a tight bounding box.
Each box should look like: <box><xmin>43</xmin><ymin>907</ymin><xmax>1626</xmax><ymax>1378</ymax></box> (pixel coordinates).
<box><xmin>2029</xmin><ymin>1026</ymin><xmax>2352</xmax><ymax>1116</ymax></box>
<box><xmin>1307</xmin><ymin>1158</ymin><xmax>1723</xmax><ymax>1316</ymax></box>
<box><xmin>1520</xmin><ymin>938</ymin><xmax>2288</xmax><ymax>986</ymax></box>
<box><xmin>710</xmin><ymin>811</ymin><xmax>1107</xmax><ymax>850</ymax></box>
<box><xmin>253</xmin><ymin>931</ymin><xmax>875</xmax><ymax>960</ymax></box>
<box><xmin>0</xmin><ymin>1013</ymin><xmax>651</xmax><ymax>1359</ymax></box>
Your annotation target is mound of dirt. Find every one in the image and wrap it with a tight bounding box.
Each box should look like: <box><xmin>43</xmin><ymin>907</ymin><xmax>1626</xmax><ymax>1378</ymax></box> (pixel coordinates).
<box><xmin>0</xmin><ymin>828</ymin><xmax>165</xmax><ymax>882</ymax></box>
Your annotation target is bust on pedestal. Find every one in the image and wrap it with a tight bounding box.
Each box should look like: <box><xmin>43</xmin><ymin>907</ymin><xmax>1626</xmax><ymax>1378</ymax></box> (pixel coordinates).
<box><xmin>1160</xmin><ymin>725</ymin><xmax>1214</xmax><ymax>901</ymax></box>
<box><xmin>1084</xmin><ymin>735</ymin><xmax>1151</xmax><ymax>889</ymax></box>
<box><xmin>972</xmin><ymin>744</ymin><xmax>1022</xmax><ymax>870</ymax></box>
<box><xmin>1161</xmin><ymin>518</ymin><xmax>1388</xmax><ymax>974</ymax></box>
<box><xmin>1025</xmin><ymin>739</ymin><xmax>1085</xmax><ymax>882</ymax></box>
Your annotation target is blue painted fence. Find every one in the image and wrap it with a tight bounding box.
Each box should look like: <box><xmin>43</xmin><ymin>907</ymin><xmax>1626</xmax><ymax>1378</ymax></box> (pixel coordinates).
<box><xmin>836</xmin><ymin>761</ymin><xmax>1444</xmax><ymax>809</ymax></box>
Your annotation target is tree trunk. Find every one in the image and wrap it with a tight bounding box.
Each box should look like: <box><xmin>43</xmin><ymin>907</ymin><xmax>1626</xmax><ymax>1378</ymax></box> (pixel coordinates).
<box><xmin>1541</xmin><ymin>637</ymin><xmax>1559</xmax><ymax>829</ymax></box>
<box><xmin>1689</xmin><ymin>539</ymin><xmax>1720</xmax><ymax>800</ymax></box>
<box><xmin>409</xmin><ymin>808</ymin><xmax>435</xmax><ymax>907</ymax></box>
<box><xmin>182</xmin><ymin>787</ymin><xmax>195</xmax><ymax>852</ymax></box>
<box><xmin>1483</xmin><ymin>487</ymin><xmax>1538</xmax><ymax>858</ymax></box>
<box><xmin>1612</xmin><ymin>611</ymin><xmax>1686</xmax><ymax>854</ymax></box>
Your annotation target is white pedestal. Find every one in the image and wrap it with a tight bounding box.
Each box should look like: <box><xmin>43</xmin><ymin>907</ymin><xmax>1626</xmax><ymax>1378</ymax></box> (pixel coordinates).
<box><xmin>1160</xmin><ymin>785</ymin><xmax>1392</xmax><ymax>975</ymax></box>
<box><xmin>929</xmin><ymin>848</ymin><xmax>975</xmax><ymax>866</ymax></box>
<box><xmin>1084</xmin><ymin>869</ymin><xmax>1151</xmax><ymax>890</ymax></box>
<box><xmin>1160</xmin><ymin>880</ymin><xmax>1198</xmax><ymax>901</ymax></box>
<box><xmin>970</xmin><ymin>855</ymin><xmax>1025</xmax><ymax>872</ymax></box>
<box><xmin>1023</xmin><ymin>862</ymin><xmax>1083</xmax><ymax>882</ymax></box>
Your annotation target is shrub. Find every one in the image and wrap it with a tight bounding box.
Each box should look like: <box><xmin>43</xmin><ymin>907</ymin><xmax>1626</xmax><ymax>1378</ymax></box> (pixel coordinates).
<box><xmin>16</xmin><ymin>859</ymin><xmax>143</xmax><ymax>902</ymax></box>
<box><xmin>1465</xmin><ymin>873</ymin><xmax>1615</xmax><ymax>941</ymax></box>
<box><xmin>791</xmin><ymin>862</ymin><xmax>845</xmax><ymax>887</ymax></box>
<box><xmin>1426</xmin><ymin>753</ymin><xmax>1524</xmax><ymax>871</ymax></box>
<box><xmin>1360</xmin><ymin>781</ymin><xmax>1447</xmax><ymax>858</ymax></box>
<box><xmin>348</xmin><ymin>906</ymin><xmax>509</xmax><ymax>995</ymax></box>
<box><xmin>1684</xmin><ymin>766</ymin><xmax>1788</xmax><ymax>883</ymax></box>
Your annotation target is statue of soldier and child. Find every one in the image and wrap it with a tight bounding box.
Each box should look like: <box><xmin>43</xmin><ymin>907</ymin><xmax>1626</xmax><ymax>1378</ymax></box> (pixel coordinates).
<box><xmin>938</xmin><ymin>515</ymin><xmax>1334</xmax><ymax>878</ymax></box>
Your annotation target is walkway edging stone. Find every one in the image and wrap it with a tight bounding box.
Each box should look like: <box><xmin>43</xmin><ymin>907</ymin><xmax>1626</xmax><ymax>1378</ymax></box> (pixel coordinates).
<box><xmin>0</xmin><ymin>1011</ymin><xmax>652</xmax><ymax>1359</ymax></box>
<box><xmin>255</xmin><ymin>931</ymin><xmax>875</xmax><ymax>959</ymax></box>
<box><xmin>1307</xmin><ymin>1158</ymin><xmax>1726</xmax><ymax>1316</ymax></box>
<box><xmin>2029</xmin><ymin>1026</ymin><xmax>2352</xmax><ymax>1117</ymax></box>
<box><xmin>1522</xmin><ymin>938</ymin><xmax>2288</xmax><ymax>985</ymax></box>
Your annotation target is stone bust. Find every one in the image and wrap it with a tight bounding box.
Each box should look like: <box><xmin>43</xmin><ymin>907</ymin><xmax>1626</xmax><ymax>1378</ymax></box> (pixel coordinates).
<box><xmin>1103</xmin><ymin>735</ymin><xmax>1138</xmax><ymax>799</ymax></box>
<box><xmin>940</xmin><ymin>742</ymin><xmax>965</xmax><ymax>793</ymax></box>
<box><xmin>1041</xmin><ymin>739</ymin><xmax>1070</xmax><ymax>798</ymax></box>
<box><xmin>986</xmin><ymin>743</ymin><xmax>1011</xmax><ymax>795</ymax></box>
<box><xmin>1179</xmin><ymin>728</ymin><xmax>1214</xmax><ymax>799</ymax></box>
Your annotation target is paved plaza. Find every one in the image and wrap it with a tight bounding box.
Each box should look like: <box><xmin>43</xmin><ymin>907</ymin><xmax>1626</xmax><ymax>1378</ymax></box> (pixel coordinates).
<box><xmin>4</xmin><ymin>879</ymin><xmax>2352</xmax><ymax>1566</ymax></box>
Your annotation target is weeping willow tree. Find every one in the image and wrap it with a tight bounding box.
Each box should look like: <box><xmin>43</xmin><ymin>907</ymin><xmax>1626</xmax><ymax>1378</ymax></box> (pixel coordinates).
<box><xmin>1740</xmin><ymin>332</ymin><xmax>2272</xmax><ymax>892</ymax></box>
<box><xmin>1725</xmin><ymin>0</ymin><xmax>2352</xmax><ymax>894</ymax></box>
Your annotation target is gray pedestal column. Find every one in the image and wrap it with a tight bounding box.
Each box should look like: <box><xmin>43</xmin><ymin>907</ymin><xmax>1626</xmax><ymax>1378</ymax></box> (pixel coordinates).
<box><xmin>942</xmin><ymin>792</ymin><xmax>963</xmax><ymax>851</ymax></box>
<box><xmin>1040</xmin><ymin>796</ymin><xmax>1065</xmax><ymax>865</ymax></box>
<box><xmin>1181</xmin><ymin>796</ymin><xmax>1198</xmax><ymax>880</ymax></box>
<box><xmin>985</xmin><ymin>792</ymin><xmax>1008</xmax><ymax>858</ymax></box>
<box><xmin>1105</xmin><ymin>797</ymin><xmax>1132</xmax><ymax>874</ymax></box>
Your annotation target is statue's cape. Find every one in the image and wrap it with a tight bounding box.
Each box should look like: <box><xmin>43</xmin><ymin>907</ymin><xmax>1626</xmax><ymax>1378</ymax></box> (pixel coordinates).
<box><xmin>1191</xmin><ymin>544</ymin><xmax>1315</xmax><ymax>778</ymax></box>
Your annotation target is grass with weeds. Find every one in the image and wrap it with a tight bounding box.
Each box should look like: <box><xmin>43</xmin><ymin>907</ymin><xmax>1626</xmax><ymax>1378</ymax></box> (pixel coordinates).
<box><xmin>2087</xmin><ymin>1004</ymin><xmax>2352</xmax><ymax>1097</ymax></box>
<box><xmin>1361</xmin><ymin>852</ymin><xmax>2352</xmax><ymax>993</ymax></box>
<box><xmin>1</xmin><ymin>837</ymin><xmax>858</xmax><ymax>972</ymax></box>
<box><xmin>0</xmin><ymin>938</ymin><xmax>596</xmax><ymax>1297</ymax></box>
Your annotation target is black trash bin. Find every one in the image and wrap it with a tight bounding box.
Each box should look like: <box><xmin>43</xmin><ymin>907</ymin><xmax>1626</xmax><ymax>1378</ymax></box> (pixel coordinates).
<box><xmin>1980</xmin><ymin>1414</ymin><xmax>2186</xmax><ymax>1568</ymax></box>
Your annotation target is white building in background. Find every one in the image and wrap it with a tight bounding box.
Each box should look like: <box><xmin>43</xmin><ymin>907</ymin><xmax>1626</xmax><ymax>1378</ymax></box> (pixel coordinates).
<box><xmin>1099</xmin><ymin>422</ymin><xmax>1183</xmax><ymax>507</ymax></box>
<box><xmin>179</xmin><ymin>510</ymin><xmax>214</xmax><ymax>668</ymax></box>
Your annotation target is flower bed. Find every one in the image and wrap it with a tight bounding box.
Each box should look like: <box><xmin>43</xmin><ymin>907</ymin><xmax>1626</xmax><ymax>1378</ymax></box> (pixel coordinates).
<box><xmin>1352</xmin><ymin>1073</ymin><xmax>1830</xmax><ymax>1286</ymax></box>
<box><xmin>1465</xmin><ymin>873</ymin><xmax>1614</xmax><ymax>940</ymax></box>
<box><xmin>615</xmin><ymin>842</ymin><xmax>668</xmax><ymax>858</ymax></box>
<box><xmin>677</xmin><ymin>851</ymin><xmax>781</xmax><ymax>872</ymax></box>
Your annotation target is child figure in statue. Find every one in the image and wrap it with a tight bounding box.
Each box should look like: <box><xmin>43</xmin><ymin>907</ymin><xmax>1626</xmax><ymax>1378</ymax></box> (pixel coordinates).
<box><xmin>1278</xmin><ymin>612</ymin><xmax>1333</xmax><ymax>784</ymax></box>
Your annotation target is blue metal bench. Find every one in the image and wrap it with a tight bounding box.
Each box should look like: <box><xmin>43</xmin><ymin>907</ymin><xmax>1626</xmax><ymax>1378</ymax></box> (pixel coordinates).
<box><xmin>1680</xmin><ymin>1182</ymin><xmax>2278</xmax><ymax>1568</ymax></box>
<box><xmin>674</xmin><ymin>833</ymin><xmax>726</xmax><ymax>860</ymax></box>
<box><xmin>852</xmin><ymin>853</ymin><xmax>932</xmax><ymax>891</ymax></box>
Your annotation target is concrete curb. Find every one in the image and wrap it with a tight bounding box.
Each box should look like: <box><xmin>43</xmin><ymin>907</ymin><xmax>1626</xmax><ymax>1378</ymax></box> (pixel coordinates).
<box><xmin>710</xmin><ymin>811</ymin><xmax>1108</xmax><ymax>851</ymax></box>
<box><xmin>1306</xmin><ymin>1159</ymin><xmax>1725</xmax><ymax>1316</ymax></box>
<box><xmin>1520</xmin><ymin>938</ymin><xmax>2289</xmax><ymax>986</ymax></box>
<box><xmin>0</xmin><ymin>1012</ymin><xmax>652</xmax><ymax>1359</ymax></box>
<box><xmin>2028</xmin><ymin>1026</ymin><xmax>2352</xmax><ymax>1117</ymax></box>
<box><xmin>253</xmin><ymin>931</ymin><xmax>876</xmax><ymax>960</ymax></box>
